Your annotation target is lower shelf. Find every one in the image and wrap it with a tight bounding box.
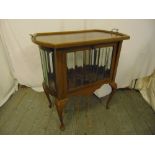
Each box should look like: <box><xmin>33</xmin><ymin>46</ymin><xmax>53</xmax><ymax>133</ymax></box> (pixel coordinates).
<box><xmin>45</xmin><ymin>65</ymin><xmax>111</xmax><ymax>93</ymax></box>
<box><xmin>67</xmin><ymin>66</ymin><xmax>110</xmax><ymax>89</ymax></box>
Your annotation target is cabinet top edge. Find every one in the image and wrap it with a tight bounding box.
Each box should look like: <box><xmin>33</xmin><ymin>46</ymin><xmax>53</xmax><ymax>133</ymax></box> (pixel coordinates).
<box><xmin>31</xmin><ymin>29</ymin><xmax>130</xmax><ymax>49</ymax></box>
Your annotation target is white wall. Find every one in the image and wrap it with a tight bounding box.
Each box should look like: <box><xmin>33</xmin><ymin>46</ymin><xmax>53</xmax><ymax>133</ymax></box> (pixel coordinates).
<box><xmin>0</xmin><ymin>19</ymin><xmax>155</xmax><ymax>93</ymax></box>
<box><xmin>0</xmin><ymin>35</ymin><xmax>17</xmax><ymax>106</ymax></box>
<box><xmin>0</xmin><ymin>20</ymin><xmax>87</xmax><ymax>91</ymax></box>
<box><xmin>85</xmin><ymin>19</ymin><xmax>155</xmax><ymax>87</ymax></box>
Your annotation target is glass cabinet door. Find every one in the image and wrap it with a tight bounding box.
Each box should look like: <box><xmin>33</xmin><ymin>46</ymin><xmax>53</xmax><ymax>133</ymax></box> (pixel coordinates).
<box><xmin>66</xmin><ymin>44</ymin><xmax>115</xmax><ymax>90</ymax></box>
<box><xmin>39</xmin><ymin>47</ymin><xmax>55</xmax><ymax>91</ymax></box>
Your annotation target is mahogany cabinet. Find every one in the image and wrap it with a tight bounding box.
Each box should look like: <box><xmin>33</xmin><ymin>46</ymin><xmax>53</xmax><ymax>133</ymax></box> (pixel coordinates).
<box><xmin>31</xmin><ymin>29</ymin><xmax>130</xmax><ymax>130</ymax></box>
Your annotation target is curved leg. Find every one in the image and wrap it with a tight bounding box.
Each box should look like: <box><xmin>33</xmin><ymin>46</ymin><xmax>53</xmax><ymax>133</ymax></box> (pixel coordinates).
<box><xmin>106</xmin><ymin>82</ymin><xmax>117</xmax><ymax>109</ymax></box>
<box><xmin>55</xmin><ymin>98</ymin><xmax>68</xmax><ymax>130</ymax></box>
<box><xmin>42</xmin><ymin>82</ymin><xmax>53</xmax><ymax>108</ymax></box>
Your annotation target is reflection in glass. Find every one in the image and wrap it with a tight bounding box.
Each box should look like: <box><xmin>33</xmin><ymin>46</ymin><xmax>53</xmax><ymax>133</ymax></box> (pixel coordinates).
<box><xmin>39</xmin><ymin>48</ymin><xmax>55</xmax><ymax>90</ymax></box>
<box><xmin>67</xmin><ymin>46</ymin><xmax>113</xmax><ymax>89</ymax></box>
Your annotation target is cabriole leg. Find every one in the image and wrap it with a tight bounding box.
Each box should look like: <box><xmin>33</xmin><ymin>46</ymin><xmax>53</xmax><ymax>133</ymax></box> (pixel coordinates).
<box><xmin>55</xmin><ymin>98</ymin><xmax>67</xmax><ymax>130</ymax></box>
<box><xmin>106</xmin><ymin>82</ymin><xmax>117</xmax><ymax>109</ymax></box>
<box><xmin>42</xmin><ymin>82</ymin><xmax>53</xmax><ymax>108</ymax></box>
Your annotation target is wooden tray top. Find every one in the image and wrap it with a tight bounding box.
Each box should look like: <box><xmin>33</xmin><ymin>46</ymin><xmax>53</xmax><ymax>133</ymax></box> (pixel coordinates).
<box><xmin>31</xmin><ymin>29</ymin><xmax>130</xmax><ymax>49</ymax></box>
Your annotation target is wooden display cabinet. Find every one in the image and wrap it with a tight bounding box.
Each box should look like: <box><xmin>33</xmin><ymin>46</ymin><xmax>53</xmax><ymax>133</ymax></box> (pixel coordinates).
<box><xmin>31</xmin><ymin>29</ymin><xmax>130</xmax><ymax>130</ymax></box>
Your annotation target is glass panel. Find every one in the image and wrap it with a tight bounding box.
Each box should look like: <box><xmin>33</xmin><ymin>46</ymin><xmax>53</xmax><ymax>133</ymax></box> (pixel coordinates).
<box><xmin>39</xmin><ymin>48</ymin><xmax>55</xmax><ymax>90</ymax></box>
<box><xmin>67</xmin><ymin>46</ymin><xmax>113</xmax><ymax>90</ymax></box>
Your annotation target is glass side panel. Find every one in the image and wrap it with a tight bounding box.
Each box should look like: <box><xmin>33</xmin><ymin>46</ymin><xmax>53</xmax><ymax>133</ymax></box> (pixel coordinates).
<box><xmin>67</xmin><ymin>46</ymin><xmax>113</xmax><ymax>90</ymax></box>
<box><xmin>39</xmin><ymin>48</ymin><xmax>55</xmax><ymax>90</ymax></box>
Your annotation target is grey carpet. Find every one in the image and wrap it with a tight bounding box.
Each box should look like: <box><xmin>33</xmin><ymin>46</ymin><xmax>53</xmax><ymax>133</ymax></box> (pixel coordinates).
<box><xmin>0</xmin><ymin>88</ymin><xmax>155</xmax><ymax>135</ymax></box>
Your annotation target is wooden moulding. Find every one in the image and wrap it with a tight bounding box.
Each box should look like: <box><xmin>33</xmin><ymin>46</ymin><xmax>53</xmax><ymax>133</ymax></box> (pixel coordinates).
<box><xmin>31</xmin><ymin>29</ymin><xmax>130</xmax><ymax>49</ymax></box>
